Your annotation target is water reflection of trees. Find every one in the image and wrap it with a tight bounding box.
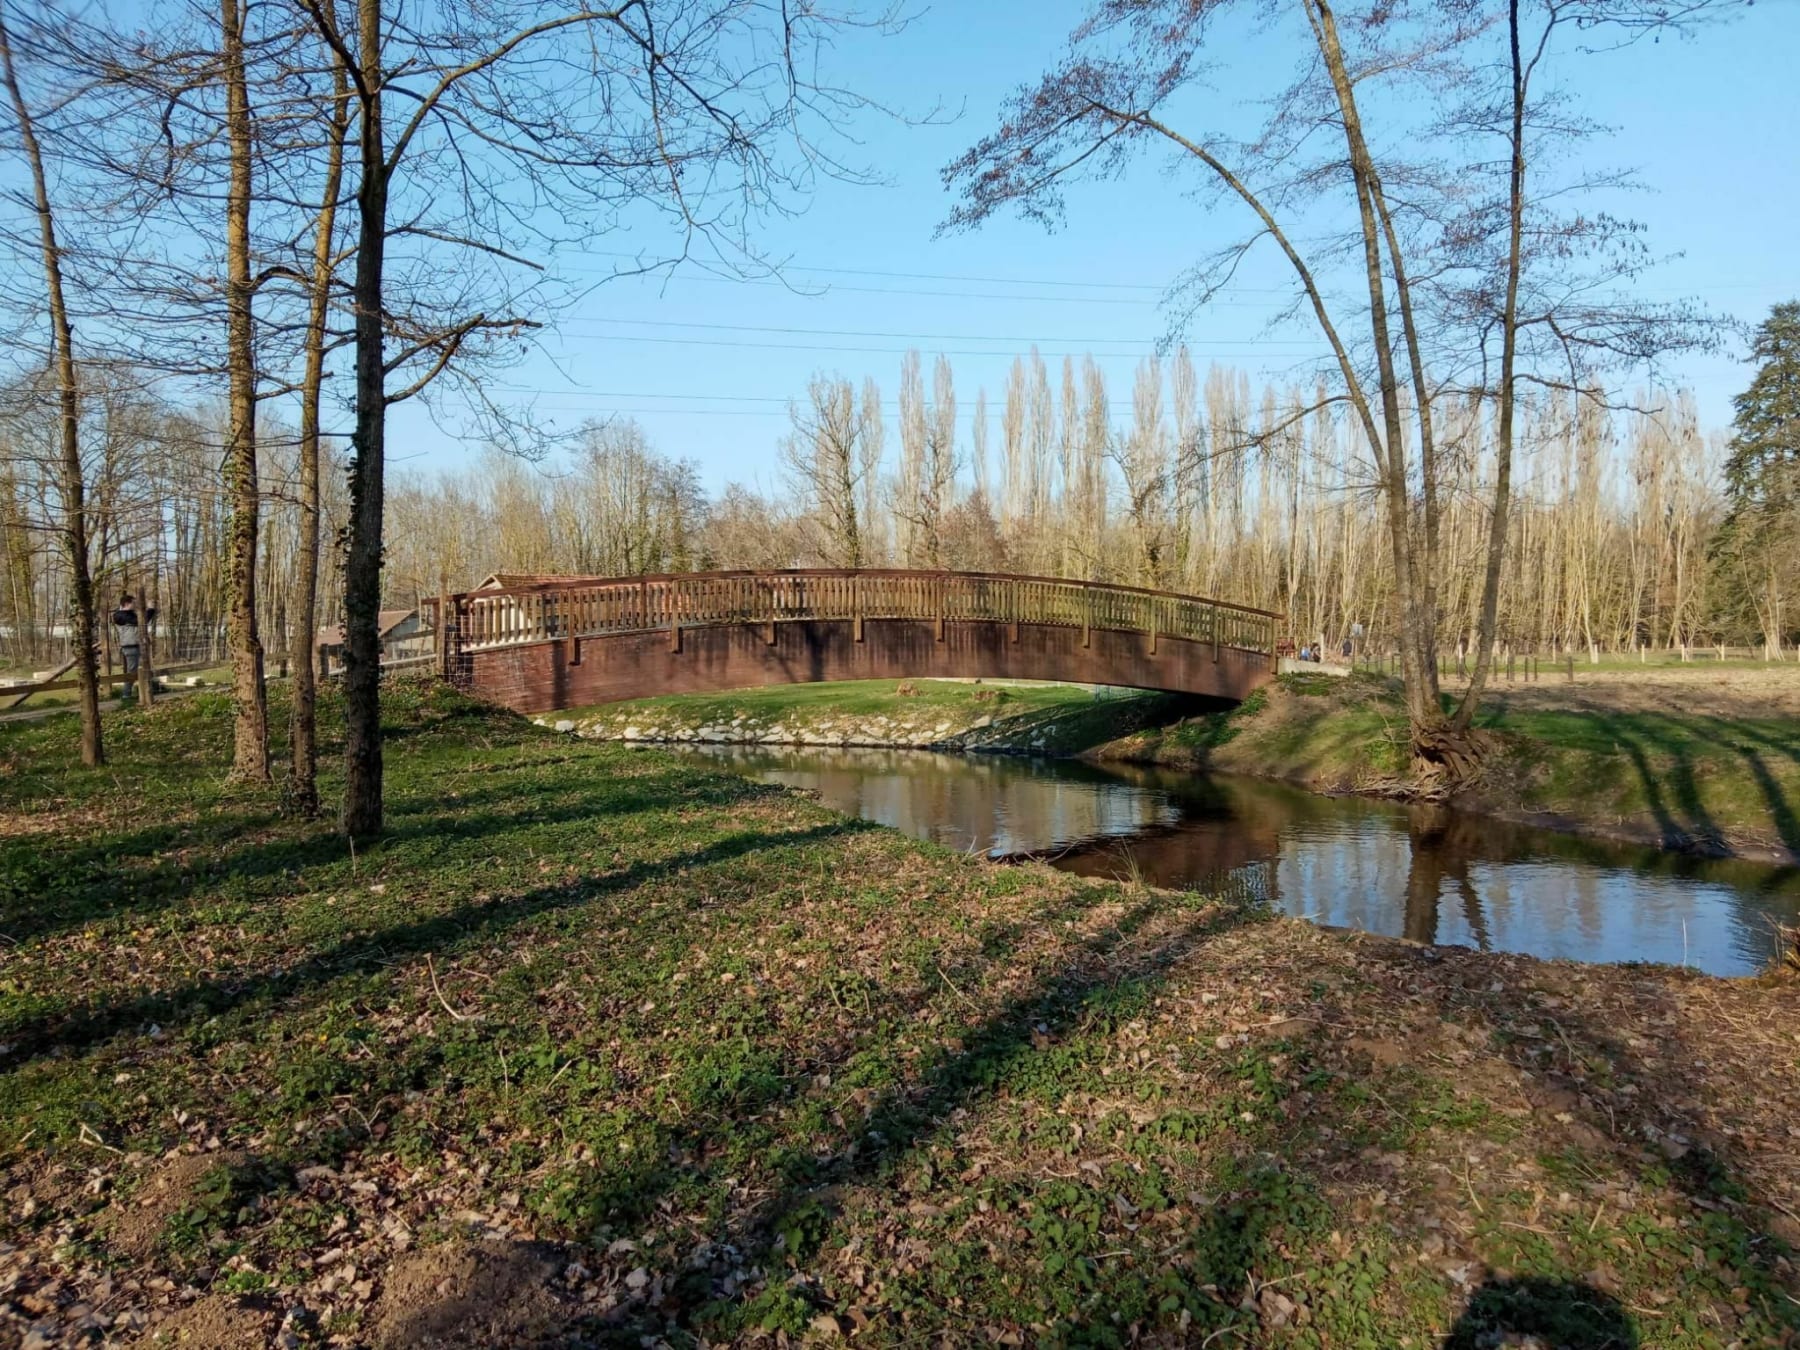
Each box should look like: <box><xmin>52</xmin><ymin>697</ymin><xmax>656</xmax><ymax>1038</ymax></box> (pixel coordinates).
<box><xmin>696</xmin><ymin>747</ymin><xmax>1181</xmax><ymax>857</ymax></box>
<box><xmin>682</xmin><ymin>746</ymin><xmax>1800</xmax><ymax>975</ymax></box>
<box><xmin>1403</xmin><ymin>808</ymin><xmax>1490</xmax><ymax>950</ymax></box>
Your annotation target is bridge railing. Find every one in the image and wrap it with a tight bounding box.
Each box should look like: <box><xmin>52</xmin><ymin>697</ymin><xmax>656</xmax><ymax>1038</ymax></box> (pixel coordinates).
<box><xmin>437</xmin><ymin>569</ymin><xmax>1278</xmax><ymax>658</ymax></box>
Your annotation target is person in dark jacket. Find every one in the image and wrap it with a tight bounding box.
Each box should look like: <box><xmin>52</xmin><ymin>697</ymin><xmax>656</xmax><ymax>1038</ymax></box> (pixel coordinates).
<box><xmin>112</xmin><ymin>594</ymin><xmax>156</xmax><ymax>677</ymax></box>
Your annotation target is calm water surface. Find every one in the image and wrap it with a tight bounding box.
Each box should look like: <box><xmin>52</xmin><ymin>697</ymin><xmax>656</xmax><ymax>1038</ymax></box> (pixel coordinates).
<box><xmin>672</xmin><ymin>744</ymin><xmax>1800</xmax><ymax>977</ymax></box>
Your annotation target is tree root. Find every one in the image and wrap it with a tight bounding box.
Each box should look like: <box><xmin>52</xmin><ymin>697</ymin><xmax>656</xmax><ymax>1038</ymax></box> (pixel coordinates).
<box><xmin>1361</xmin><ymin>726</ymin><xmax>1497</xmax><ymax>803</ymax></box>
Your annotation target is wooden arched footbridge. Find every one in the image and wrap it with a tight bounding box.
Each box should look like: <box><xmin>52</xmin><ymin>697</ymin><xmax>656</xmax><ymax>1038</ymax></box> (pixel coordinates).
<box><xmin>428</xmin><ymin>570</ymin><xmax>1279</xmax><ymax>715</ymax></box>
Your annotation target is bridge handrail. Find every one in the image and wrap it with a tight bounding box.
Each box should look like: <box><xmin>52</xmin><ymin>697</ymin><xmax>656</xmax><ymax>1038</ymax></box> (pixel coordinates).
<box><xmin>454</xmin><ymin>567</ymin><xmax>1282</xmax><ymax>619</ymax></box>
<box><xmin>436</xmin><ymin>569</ymin><xmax>1279</xmax><ymax>657</ymax></box>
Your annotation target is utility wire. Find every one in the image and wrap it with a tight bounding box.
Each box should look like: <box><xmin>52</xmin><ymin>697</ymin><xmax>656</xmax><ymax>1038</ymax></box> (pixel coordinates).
<box><xmin>553</xmin><ymin>316</ymin><xmax>1317</xmax><ymax>347</ymax></box>
<box><xmin>524</xmin><ymin>333</ymin><xmax>1327</xmax><ymax>359</ymax></box>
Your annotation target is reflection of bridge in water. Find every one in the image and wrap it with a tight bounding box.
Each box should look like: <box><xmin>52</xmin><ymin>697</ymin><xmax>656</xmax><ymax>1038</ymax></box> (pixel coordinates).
<box><xmin>430</xmin><ymin>569</ymin><xmax>1278</xmax><ymax>714</ymax></box>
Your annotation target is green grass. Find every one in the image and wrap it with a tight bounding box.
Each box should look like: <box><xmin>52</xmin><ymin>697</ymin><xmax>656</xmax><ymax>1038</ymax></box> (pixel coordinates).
<box><xmin>1095</xmin><ymin>670</ymin><xmax>1800</xmax><ymax>858</ymax></box>
<box><xmin>0</xmin><ymin>661</ymin><xmax>231</xmax><ymax>713</ymax></box>
<box><xmin>2</xmin><ymin>686</ymin><xmax>1796</xmax><ymax>1346</ymax></box>
<box><xmin>574</xmin><ymin>675</ymin><xmax>1093</xmax><ymax>722</ymax></box>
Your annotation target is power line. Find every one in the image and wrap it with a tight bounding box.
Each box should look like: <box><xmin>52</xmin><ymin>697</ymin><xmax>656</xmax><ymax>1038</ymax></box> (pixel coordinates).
<box><xmin>532</xmin><ymin>333</ymin><xmax>1326</xmax><ymax>359</ymax></box>
<box><xmin>557</xmin><ymin>251</ymin><xmax>1773</xmax><ymax>301</ymax></box>
<box><xmin>555</xmin><ymin>316</ymin><xmax>1317</xmax><ymax>347</ymax></box>
<box><xmin>497</xmin><ymin>384</ymin><xmax>1301</xmax><ymax>407</ymax></box>
<box><xmin>559</xmin><ymin>268</ymin><xmax>1283</xmax><ymax>308</ymax></box>
<box><xmin>562</xmin><ymin>249</ymin><xmax>1219</xmax><ymax>293</ymax></box>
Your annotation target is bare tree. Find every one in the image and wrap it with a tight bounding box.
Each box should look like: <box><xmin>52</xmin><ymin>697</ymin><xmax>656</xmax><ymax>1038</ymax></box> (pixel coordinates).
<box><xmin>781</xmin><ymin>374</ymin><xmax>876</xmax><ymax>568</ymax></box>
<box><xmin>0</xmin><ymin>5</ymin><xmax>102</xmax><ymax>765</ymax></box>
<box><xmin>292</xmin><ymin>0</ymin><xmax>897</xmax><ymax>835</ymax></box>
<box><xmin>945</xmin><ymin>0</ymin><xmax>1720</xmax><ymax>775</ymax></box>
<box><xmin>289</xmin><ymin>39</ymin><xmax>349</xmax><ymax>816</ymax></box>
<box><xmin>895</xmin><ymin>352</ymin><xmax>959</xmax><ymax>567</ymax></box>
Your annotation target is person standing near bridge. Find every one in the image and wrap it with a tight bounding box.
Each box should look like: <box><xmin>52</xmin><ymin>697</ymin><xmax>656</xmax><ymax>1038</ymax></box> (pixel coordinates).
<box><xmin>111</xmin><ymin>594</ymin><xmax>155</xmax><ymax>684</ymax></box>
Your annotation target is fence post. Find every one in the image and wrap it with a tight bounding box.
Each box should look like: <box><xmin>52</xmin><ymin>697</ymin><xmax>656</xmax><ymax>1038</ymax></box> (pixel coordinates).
<box><xmin>436</xmin><ymin>589</ymin><xmax>451</xmax><ymax>680</ymax></box>
<box><xmin>1082</xmin><ymin>582</ymin><xmax>1092</xmax><ymax>650</ymax></box>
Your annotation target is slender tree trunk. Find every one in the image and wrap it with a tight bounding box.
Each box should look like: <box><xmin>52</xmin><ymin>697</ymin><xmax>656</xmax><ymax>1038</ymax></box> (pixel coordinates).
<box><xmin>1453</xmin><ymin>0</ymin><xmax>1528</xmax><ymax>733</ymax></box>
<box><xmin>1309</xmin><ymin>0</ymin><xmax>1441</xmax><ymax>748</ymax></box>
<box><xmin>292</xmin><ymin>52</ymin><xmax>348</xmax><ymax>818</ymax></box>
<box><xmin>0</xmin><ymin>11</ymin><xmax>102</xmax><ymax>765</ymax></box>
<box><xmin>341</xmin><ymin>0</ymin><xmax>387</xmax><ymax>837</ymax></box>
<box><xmin>221</xmin><ymin>0</ymin><xmax>269</xmax><ymax>779</ymax></box>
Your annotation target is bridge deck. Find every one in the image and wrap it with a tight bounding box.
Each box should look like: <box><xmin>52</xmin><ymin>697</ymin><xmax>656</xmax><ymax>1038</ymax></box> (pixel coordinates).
<box><xmin>431</xmin><ymin>569</ymin><xmax>1279</xmax><ymax>713</ymax></box>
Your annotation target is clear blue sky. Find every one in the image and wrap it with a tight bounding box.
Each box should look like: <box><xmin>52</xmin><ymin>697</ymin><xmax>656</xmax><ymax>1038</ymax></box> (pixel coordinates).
<box><xmin>390</xmin><ymin>0</ymin><xmax>1800</xmax><ymax>493</ymax></box>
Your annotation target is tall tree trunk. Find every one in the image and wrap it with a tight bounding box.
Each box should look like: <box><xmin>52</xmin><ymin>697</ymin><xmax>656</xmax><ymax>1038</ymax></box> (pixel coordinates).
<box><xmin>222</xmin><ymin>0</ymin><xmax>269</xmax><ymax>779</ymax></box>
<box><xmin>341</xmin><ymin>0</ymin><xmax>387</xmax><ymax>837</ymax></box>
<box><xmin>1308</xmin><ymin>0</ymin><xmax>1441</xmax><ymax>748</ymax></box>
<box><xmin>1453</xmin><ymin>0</ymin><xmax>1528</xmax><ymax>733</ymax></box>
<box><xmin>292</xmin><ymin>51</ymin><xmax>348</xmax><ymax>818</ymax></box>
<box><xmin>0</xmin><ymin>11</ymin><xmax>102</xmax><ymax>766</ymax></box>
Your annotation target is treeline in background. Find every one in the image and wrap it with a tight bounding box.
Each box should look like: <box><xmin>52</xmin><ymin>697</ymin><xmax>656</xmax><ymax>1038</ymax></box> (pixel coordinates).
<box><xmin>7</xmin><ymin>338</ymin><xmax>1791</xmax><ymax>672</ymax></box>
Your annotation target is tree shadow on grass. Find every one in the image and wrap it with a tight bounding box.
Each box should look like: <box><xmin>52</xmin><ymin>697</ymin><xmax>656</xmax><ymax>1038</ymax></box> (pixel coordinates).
<box><xmin>691</xmin><ymin>916</ymin><xmax>1799</xmax><ymax>1343</ymax></box>
<box><xmin>1386</xmin><ymin>944</ymin><xmax>1800</xmax><ymax>1343</ymax></box>
<box><xmin>1442</xmin><ymin>1277</ymin><xmax>1638</xmax><ymax>1349</ymax></box>
<box><xmin>1568</xmin><ymin>710</ymin><xmax>1800</xmax><ymax>864</ymax></box>
<box><xmin>634</xmin><ymin>887</ymin><xmax>1297</xmax><ymax>1341</ymax></box>
<box><xmin>0</xmin><ymin>820</ymin><xmax>871</xmax><ymax>1072</ymax></box>
<box><xmin>0</xmin><ymin>760</ymin><xmax>761</xmax><ymax>945</ymax></box>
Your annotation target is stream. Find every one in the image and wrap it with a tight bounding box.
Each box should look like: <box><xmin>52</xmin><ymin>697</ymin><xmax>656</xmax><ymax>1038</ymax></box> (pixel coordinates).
<box><xmin>670</xmin><ymin>743</ymin><xmax>1800</xmax><ymax>977</ymax></box>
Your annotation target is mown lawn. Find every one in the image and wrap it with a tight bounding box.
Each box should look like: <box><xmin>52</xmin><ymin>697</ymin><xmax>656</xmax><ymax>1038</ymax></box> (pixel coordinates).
<box><xmin>2</xmin><ymin>685</ymin><xmax>1797</xmax><ymax>1347</ymax></box>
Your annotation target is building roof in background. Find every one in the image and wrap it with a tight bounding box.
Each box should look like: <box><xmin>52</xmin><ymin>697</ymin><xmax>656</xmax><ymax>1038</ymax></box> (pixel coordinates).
<box><xmin>476</xmin><ymin>572</ymin><xmax>607</xmax><ymax>590</ymax></box>
<box><xmin>317</xmin><ymin>609</ymin><xmax>416</xmax><ymax>649</ymax></box>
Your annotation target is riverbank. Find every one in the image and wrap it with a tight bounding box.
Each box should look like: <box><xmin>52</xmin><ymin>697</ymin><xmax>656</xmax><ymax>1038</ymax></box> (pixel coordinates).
<box><xmin>569</xmin><ymin>669</ymin><xmax>1800</xmax><ymax>863</ymax></box>
<box><xmin>2</xmin><ymin>686</ymin><xmax>1798</xmax><ymax>1347</ymax></box>
<box><xmin>563</xmin><ymin>678</ymin><xmax>1196</xmax><ymax>755</ymax></box>
<box><xmin>1090</xmin><ymin>667</ymin><xmax>1800</xmax><ymax>863</ymax></box>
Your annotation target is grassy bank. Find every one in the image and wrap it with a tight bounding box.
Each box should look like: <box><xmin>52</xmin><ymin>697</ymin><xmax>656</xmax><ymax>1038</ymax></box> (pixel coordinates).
<box><xmin>567</xmin><ymin>678</ymin><xmax>1199</xmax><ymax>756</ymax></box>
<box><xmin>3</xmin><ymin>688</ymin><xmax>1798</xmax><ymax>1347</ymax></box>
<box><xmin>1092</xmin><ymin>670</ymin><xmax>1800</xmax><ymax>862</ymax></box>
